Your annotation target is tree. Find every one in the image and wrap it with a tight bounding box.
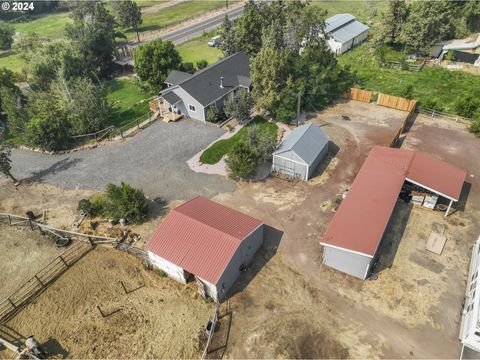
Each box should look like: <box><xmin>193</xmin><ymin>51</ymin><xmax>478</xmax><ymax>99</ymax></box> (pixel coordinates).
<box><xmin>462</xmin><ymin>0</ymin><xmax>480</xmax><ymax>33</ymax></box>
<box><xmin>0</xmin><ymin>86</ymin><xmax>26</xmax><ymax>137</ymax></box>
<box><xmin>225</xmin><ymin>141</ymin><xmax>258</xmax><ymax>179</ymax></box>
<box><xmin>221</xmin><ymin>15</ymin><xmax>237</xmax><ymax>56</ymax></box>
<box><xmin>245</xmin><ymin>124</ymin><xmax>276</xmax><ymax>162</ymax></box>
<box><xmin>66</xmin><ymin>2</ymin><xmax>118</xmax><ymax>77</ymax></box>
<box><xmin>0</xmin><ymin>23</ymin><xmax>14</xmax><ymax>50</ymax></box>
<box><xmin>0</xmin><ymin>145</ymin><xmax>17</xmax><ymax>183</ymax></box>
<box><xmin>196</xmin><ymin>59</ymin><xmax>208</xmax><ymax>70</ymax></box>
<box><xmin>270</xmin><ymin>80</ymin><xmax>297</xmax><ymax>122</ymax></box>
<box><xmin>114</xmin><ymin>0</ymin><xmax>143</xmax><ymax>43</ymax></box>
<box><xmin>0</xmin><ymin>67</ymin><xmax>19</xmax><ymax>111</ymax></box>
<box><xmin>206</xmin><ymin>106</ymin><xmax>226</xmax><ymax>123</ymax></box>
<box><xmin>100</xmin><ymin>182</ymin><xmax>149</xmax><ymax>224</ymax></box>
<box><xmin>250</xmin><ymin>32</ymin><xmax>289</xmax><ymax>110</ymax></box>
<box><xmin>402</xmin><ymin>84</ymin><xmax>414</xmax><ymax>100</ymax></box>
<box><xmin>454</xmin><ymin>90</ymin><xmax>480</xmax><ymax>118</ymax></box>
<box><xmin>14</xmin><ymin>33</ymin><xmax>42</xmax><ymax>59</ymax></box>
<box><xmin>380</xmin><ymin>0</ymin><xmax>408</xmax><ymax>44</ymax></box>
<box><xmin>134</xmin><ymin>39</ymin><xmax>182</xmax><ymax>92</ymax></box>
<box><xmin>224</xmin><ymin>88</ymin><xmax>253</xmax><ymax>123</ymax></box>
<box><xmin>401</xmin><ymin>0</ymin><xmax>455</xmax><ymax>52</ymax></box>
<box><xmin>235</xmin><ymin>0</ymin><xmax>264</xmax><ymax>55</ymax></box>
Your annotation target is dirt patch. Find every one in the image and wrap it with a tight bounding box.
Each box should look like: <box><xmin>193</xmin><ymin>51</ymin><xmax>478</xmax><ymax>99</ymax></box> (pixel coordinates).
<box><xmin>0</xmin><ymin>225</ymin><xmax>65</xmax><ymax>297</ymax></box>
<box><xmin>4</xmin><ymin>246</ymin><xmax>212</xmax><ymax>359</ymax></box>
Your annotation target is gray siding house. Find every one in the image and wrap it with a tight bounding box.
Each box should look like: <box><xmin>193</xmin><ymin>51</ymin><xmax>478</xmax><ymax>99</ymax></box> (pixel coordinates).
<box><xmin>157</xmin><ymin>52</ymin><xmax>251</xmax><ymax>122</ymax></box>
<box><xmin>272</xmin><ymin>123</ymin><xmax>330</xmax><ymax>181</ymax></box>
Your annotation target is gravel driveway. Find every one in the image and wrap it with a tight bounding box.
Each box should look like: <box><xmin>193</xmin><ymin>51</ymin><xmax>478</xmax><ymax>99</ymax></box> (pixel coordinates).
<box><xmin>10</xmin><ymin>120</ymin><xmax>236</xmax><ymax>201</ymax></box>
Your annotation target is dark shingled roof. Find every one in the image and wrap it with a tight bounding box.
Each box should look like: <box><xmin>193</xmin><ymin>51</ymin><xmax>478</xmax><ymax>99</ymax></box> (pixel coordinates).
<box><xmin>174</xmin><ymin>52</ymin><xmax>250</xmax><ymax>106</ymax></box>
<box><xmin>162</xmin><ymin>91</ymin><xmax>181</xmax><ymax>105</ymax></box>
<box><xmin>165</xmin><ymin>70</ymin><xmax>192</xmax><ymax>86</ymax></box>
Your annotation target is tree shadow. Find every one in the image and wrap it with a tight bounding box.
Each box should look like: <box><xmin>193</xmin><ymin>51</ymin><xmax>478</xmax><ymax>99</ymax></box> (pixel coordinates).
<box><xmin>308</xmin><ymin>141</ymin><xmax>340</xmax><ymax>180</ymax></box>
<box><xmin>374</xmin><ymin>200</ymin><xmax>413</xmax><ymax>273</ymax></box>
<box><xmin>226</xmin><ymin>225</ymin><xmax>283</xmax><ymax>300</ymax></box>
<box><xmin>24</xmin><ymin>158</ymin><xmax>82</xmax><ymax>182</ymax></box>
<box><xmin>148</xmin><ymin>197</ymin><xmax>168</xmax><ymax>219</ymax></box>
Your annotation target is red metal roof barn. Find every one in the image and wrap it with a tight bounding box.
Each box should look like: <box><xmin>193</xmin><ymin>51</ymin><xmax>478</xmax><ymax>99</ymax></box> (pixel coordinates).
<box><xmin>320</xmin><ymin>146</ymin><xmax>466</xmax><ymax>279</ymax></box>
<box><xmin>147</xmin><ymin>196</ymin><xmax>264</xmax><ymax>301</ymax></box>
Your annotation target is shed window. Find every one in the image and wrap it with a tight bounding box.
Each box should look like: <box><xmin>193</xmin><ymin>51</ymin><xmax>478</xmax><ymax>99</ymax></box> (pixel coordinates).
<box><xmin>189</xmin><ymin>105</ymin><xmax>196</xmax><ymax>112</ymax></box>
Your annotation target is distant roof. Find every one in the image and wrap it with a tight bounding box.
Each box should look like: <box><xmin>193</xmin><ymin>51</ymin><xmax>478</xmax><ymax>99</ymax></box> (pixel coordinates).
<box><xmin>161</xmin><ymin>91</ymin><xmax>181</xmax><ymax>105</ymax></box>
<box><xmin>438</xmin><ymin>33</ymin><xmax>480</xmax><ymax>53</ymax></box>
<box><xmin>165</xmin><ymin>70</ymin><xmax>192</xmax><ymax>86</ymax></box>
<box><xmin>273</xmin><ymin>123</ymin><xmax>329</xmax><ymax>166</ymax></box>
<box><xmin>320</xmin><ymin>146</ymin><xmax>466</xmax><ymax>257</ymax></box>
<box><xmin>171</xmin><ymin>52</ymin><xmax>250</xmax><ymax>107</ymax></box>
<box><xmin>325</xmin><ymin>13</ymin><xmax>369</xmax><ymax>44</ymax></box>
<box><xmin>146</xmin><ymin>196</ymin><xmax>263</xmax><ymax>284</ymax></box>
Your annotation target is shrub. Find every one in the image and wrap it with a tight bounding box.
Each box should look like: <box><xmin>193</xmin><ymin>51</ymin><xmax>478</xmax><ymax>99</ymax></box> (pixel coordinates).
<box><xmin>0</xmin><ymin>23</ymin><xmax>14</xmax><ymax>50</ymax></box>
<box><xmin>401</xmin><ymin>84</ymin><xmax>414</xmax><ymax>100</ymax></box>
<box><xmin>454</xmin><ymin>93</ymin><xmax>480</xmax><ymax>118</ymax></box>
<box><xmin>90</xmin><ymin>183</ymin><xmax>149</xmax><ymax>224</ymax></box>
<box><xmin>196</xmin><ymin>59</ymin><xmax>208</xmax><ymax>70</ymax></box>
<box><xmin>420</xmin><ymin>98</ymin><xmax>444</xmax><ymax>112</ymax></box>
<box><xmin>181</xmin><ymin>62</ymin><xmax>195</xmax><ymax>74</ymax></box>
<box><xmin>225</xmin><ymin>141</ymin><xmax>258</xmax><ymax>179</ymax></box>
<box><xmin>206</xmin><ymin>106</ymin><xmax>226</xmax><ymax>123</ymax></box>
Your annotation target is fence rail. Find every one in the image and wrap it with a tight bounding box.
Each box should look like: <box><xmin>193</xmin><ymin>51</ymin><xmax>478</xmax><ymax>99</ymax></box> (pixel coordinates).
<box><xmin>114</xmin><ymin>242</ymin><xmax>149</xmax><ymax>261</ymax></box>
<box><xmin>0</xmin><ymin>240</ymin><xmax>93</xmax><ymax>324</ymax></box>
<box><xmin>416</xmin><ymin>106</ymin><xmax>472</xmax><ymax>124</ymax></box>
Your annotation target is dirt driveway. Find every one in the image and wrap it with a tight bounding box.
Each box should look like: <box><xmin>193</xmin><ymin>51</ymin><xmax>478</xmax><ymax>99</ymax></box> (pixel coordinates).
<box><xmin>207</xmin><ymin>102</ymin><xmax>480</xmax><ymax>358</ymax></box>
<box><xmin>10</xmin><ymin>120</ymin><xmax>235</xmax><ymax>201</ymax></box>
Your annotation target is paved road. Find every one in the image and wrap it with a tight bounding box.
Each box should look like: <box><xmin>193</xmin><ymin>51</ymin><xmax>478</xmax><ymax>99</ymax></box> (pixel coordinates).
<box><xmin>10</xmin><ymin>121</ymin><xmax>236</xmax><ymax>201</ymax></box>
<box><xmin>134</xmin><ymin>4</ymin><xmax>244</xmax><ymax>47</ymax></box>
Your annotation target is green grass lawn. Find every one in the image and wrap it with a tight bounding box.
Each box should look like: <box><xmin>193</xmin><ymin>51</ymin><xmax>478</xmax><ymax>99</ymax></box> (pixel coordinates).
<box><xmin>177</xmin><ymin>33</ymin><xmax>222</xmax><ymax>65</ymax></box>
<box><xmin>10</xmin><ymin>11</ymin><xmax>71</xmax><ymax>39</ymax></box>
<box><xmin>200</xmin><ymin>116</ymin><xmax>278</xmax><ymax>165</ymax></box>
<box><xmin>339</xmin><ymin>43</ymin><xmax>480</xmax><ymax>114</ymax></box>
<box><xmin>0</xmin><ymin>51</ymin><xmax>26</xmax><ymax>73</ymax></box>
<box><xmin>105</xmin><ymin>79</ymin><xmax>152</xmax><ymax>128</ymax></box>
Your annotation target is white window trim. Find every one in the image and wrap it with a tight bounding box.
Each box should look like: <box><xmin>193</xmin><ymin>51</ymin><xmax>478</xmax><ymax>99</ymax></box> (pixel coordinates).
<box><xmin>189</xmin><ymin>104</ymin><xmax>196</xmax><ymax>112</ymax></box>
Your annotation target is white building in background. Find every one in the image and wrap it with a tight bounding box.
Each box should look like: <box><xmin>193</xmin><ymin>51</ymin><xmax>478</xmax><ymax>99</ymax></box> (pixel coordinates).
<box><xmin>460</xmin><ymin>235</ymin><xmax>480</xmax><ymax>359</ymax></box>
<box><xmin>324</xmin><ymin>14</ymin><xmax>369</xmax><ymax>55</ymax></box>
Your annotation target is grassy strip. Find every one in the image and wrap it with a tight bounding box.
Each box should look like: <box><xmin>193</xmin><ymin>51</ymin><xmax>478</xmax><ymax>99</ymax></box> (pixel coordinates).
<box><xmin>104</xmin><ymin>79</ymin><xmax>152</xmax><ymax>128</ymax></box>
<box><xmin>177</xmin><ymin>33</ymin><xmax>223</xmax><ymax>65</ymax></box>
<box><xmin>200</xmin><ymin>116</ymin><xmax>278</xmax><ymax>165</ymax></box>
<box><xmin>11</xmin><ymin>11</ymin><xmax>72</xmax><ymax>39</ymax></box>
<box><xmin>0</xmin><ymin>51</ymin><xmax>26</xmax><ymax>73</ymax></box>
<box><xmin>339</xmin><ymin>43</ymin><xmax>480</xmax><ymax>113</ymax></box>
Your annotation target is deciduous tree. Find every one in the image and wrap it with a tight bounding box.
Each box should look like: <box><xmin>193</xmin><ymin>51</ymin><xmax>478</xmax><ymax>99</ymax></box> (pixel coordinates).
<box><xmin>114</xmin><ymin>0</ymin><xmax>143</xmax><ymax>42</ymax></box>
<box><xmin>225</xmin><ymin>141</ymin><xmax>258</xmax><ymax>179</ymax></box>
<box><xmin>134</xmin><ymin>39</ymin><xmax>182</xmax><ymax>92</ymax></box>
<box><xmin>0</xmin><ymin>144</ymin><xmax>17</xmax><ymax>183</ymax></box>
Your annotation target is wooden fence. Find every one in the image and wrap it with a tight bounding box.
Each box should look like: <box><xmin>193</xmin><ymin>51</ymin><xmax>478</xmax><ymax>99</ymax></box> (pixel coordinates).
<box><xmin>377</xmin><ymin>93</ymin><xmax>417</xmax><ymax>112</ymax></box>
<box><xmin>0</xmin><ymin>240</ymin><xmax>93</xmax><ymax>324</ymax></box>
<box><xmin>345</xmin><ymin>88</ymin><xmax>372</xmax><ymax>103</ymax></box>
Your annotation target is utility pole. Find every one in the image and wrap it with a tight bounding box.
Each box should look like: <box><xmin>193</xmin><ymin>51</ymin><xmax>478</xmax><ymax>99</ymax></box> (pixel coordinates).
<box><xmin>296</xmin><ymin>91</ymin><xmax>302</xmax><ymax>127</ymax></box>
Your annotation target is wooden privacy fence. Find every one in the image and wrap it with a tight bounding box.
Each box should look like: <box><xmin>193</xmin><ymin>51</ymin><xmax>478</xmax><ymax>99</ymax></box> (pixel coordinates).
<box><xmin>0</xmin><ymin>240</ymin><xmax>93</xmax><ymax>324</ymax></box>
<box><xmin>377</xmin><ymin>93</ymin><xmax>417</xmax><ymax>112</ymax></box>
<box><xmin>345</xmin><ymin>88</ymin><xmax>372</xmax><ymax>103</ymax></box>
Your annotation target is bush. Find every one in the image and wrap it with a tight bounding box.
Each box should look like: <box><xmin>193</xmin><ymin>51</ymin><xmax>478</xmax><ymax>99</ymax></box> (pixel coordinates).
<box><xmin>89</xmin><ymin>182</ymin><xmax>149</xmax><ymax>224</ymax></box>
<box><xmin>0</xmin><ymin>23</ymin><xmax>14</xmax><ymax>50</ymax></box>
<box><xmin>206</xmin><ymin>106</ymin><xmax>226</xmax><ymax>123</ymax></box>
<box><xmin>181</xmin><ymin>62</ymin><xmax>195</xmax><ymax>74</ymax></box>
<box><xmin>454</xmin><ymin>93</ymin><xmax>480</xmax><ymax>118</ymax></box>
<box><xmin>401</xmin><ymin>84</ymin><xmax>414</xmax><ymax>100</ymax></box>
<box><xmin>196</xmin><ymin>59</ymin><xmax>208</xmax><ymax>70</ymax></box>
<box><xmin>420</xmin><ymin>98</ymin><xmax>444</xmax><ymax>112</ymax></box>
<box><xmin>225</xmin><ymin>141</ymin><xmax>258</xmax><ymax>179</ymax></box>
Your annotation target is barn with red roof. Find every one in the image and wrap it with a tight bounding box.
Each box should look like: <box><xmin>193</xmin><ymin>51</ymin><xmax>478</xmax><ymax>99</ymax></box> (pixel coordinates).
<box><xmin>146</xmin><ymin>196</ymin><xmax>264</xmax><ymax>301</ymax></box>
<box><xmin>320</xmin><ymin>146</ymin><xmax>466</xmax><ymax>279</ymax></box>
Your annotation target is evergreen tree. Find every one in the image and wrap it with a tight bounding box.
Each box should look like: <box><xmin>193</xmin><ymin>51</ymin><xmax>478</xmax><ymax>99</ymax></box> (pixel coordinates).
<box><xmin>114</xmin><ymin>1</ymin><xmax>143</xmax><ymax>43</ymax></box>
<box><xmin>235</xmin><ymin>0</ymin><xmax>264</xmax><ymax>55</ymax></box>
<box><xmin>225</xmin><ymin>141</ymin><xmax>258</xmax><ymax>179</ymax></box>
<box><xmin>221</xmin><ymin>15</ymin><xmax>237</xmax><ymax>56</ymax></box>
<box><xmin>380</xmin><ymin>0</ymin><xmax>408</xmax><ymax>44</ymax></box>
<box><xmin>0</xmin><ymin>145</ymin><xmax>17</xmax><ymax>184</ymax></box>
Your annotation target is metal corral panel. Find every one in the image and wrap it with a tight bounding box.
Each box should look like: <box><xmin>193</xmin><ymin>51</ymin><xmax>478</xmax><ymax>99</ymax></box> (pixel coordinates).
<box><xmin>323</xmin><ymin>246</ymin><xmax>372</xmax><ymax>279</ymax></box>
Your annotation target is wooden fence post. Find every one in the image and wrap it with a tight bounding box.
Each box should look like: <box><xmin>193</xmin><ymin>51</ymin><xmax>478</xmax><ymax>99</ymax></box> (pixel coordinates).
<box><xmin>59</xmin><ymin>255</ymin><xmax>68</xmax><ymax>267</ymax></box>
<box><xmin>35</xmin><ymin>275</ymin><xmax>44</xmax><ymax>287</ymax></box>
<box><xmin>7</xmin><ymin>215</ymin><xmax>11</xmax><ymax>225</ymax></box>
<box><xmin>7</xmin><ymin>298</ymin><xmax>16</xmax><ymax>309</ymax></box>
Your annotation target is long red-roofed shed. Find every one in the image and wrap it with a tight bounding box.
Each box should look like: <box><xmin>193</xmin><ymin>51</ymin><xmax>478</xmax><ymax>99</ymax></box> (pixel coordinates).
<box><xmin>320</xmin><ymin>146</ymin><xmax>466</xmax><ymax>279</ymax></box>
<box><xmin>147</xmin><ymin>196</ymin><xmax>264</xmax><ymax>301</ymax></box>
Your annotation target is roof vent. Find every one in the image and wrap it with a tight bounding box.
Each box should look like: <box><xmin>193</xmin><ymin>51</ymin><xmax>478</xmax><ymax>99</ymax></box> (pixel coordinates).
<box><xmin>220</xmin><ymin>76</ymin><xmax>224</xmax><ymax>89</ymax></box>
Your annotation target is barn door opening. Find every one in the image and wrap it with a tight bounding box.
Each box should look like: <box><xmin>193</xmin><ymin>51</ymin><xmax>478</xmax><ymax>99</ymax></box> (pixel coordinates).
<box><xmin>195</xmin><ymin>276</ymin><xmax>207</xmax><ymax>299</ymax></box>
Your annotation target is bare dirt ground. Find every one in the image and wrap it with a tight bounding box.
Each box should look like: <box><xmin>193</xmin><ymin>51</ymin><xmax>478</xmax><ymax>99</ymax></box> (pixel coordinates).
<box><xmin>1</xmin><ymin>101</ymin><xmax>479</xmax><ymax>358</ymax></box>
<box><xmin>0</xmin><ymin>226</ymin><xmax>65</xmax><ymax>297</ymax></box>
<box><xmin>2</xmin><ymin>247</ymin><xmax>212</xmax><ymax>359</ymax></box>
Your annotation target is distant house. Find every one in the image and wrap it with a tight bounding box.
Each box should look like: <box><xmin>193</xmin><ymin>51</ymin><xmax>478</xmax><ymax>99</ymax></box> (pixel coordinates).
<box><xmin>156</xmin><ymin>52</ymin><xmax>251</xmax><ymax>122</ymax></box>
<box><xmin>146</xmin><ymin>196</ymin><xmax>264</xmax><ymax>302</ymax></box>
<box><xmin>272</xmin><ymin>123</ymin><xmax>330</xmax><ymax>181</ymax></box>
<box><xmin>324</xmin><ymin>14</ymin><xmax>369</xmax><ymax>55</ymax></box>
<box><xmin>431</xmin><ymin>33</ymin><xmax>480</xmax><ymax>66</ymax></box>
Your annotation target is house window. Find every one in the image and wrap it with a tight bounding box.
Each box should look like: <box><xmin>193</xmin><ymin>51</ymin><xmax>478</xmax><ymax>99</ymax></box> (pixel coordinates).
<box><xmin>189</xmin><ymin>105</ymin><xmax>196</xmax><ymax>112</ymax></box>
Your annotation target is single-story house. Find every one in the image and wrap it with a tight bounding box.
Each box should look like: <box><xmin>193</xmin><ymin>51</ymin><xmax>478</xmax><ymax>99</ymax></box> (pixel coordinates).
<box><xmin>431</xmin><ymin>33</ymin><xmax>480</xmax><ymax>66</ymax></box>
<box><xmin>272</xmin><ymin>123</ymin><xmax>330</xmax><ymax>181</ymax></box>
<box><xmin>320</xmin><ymin>146</ymin><xmax>466</xmax><ymax>279</ymax></box>
<box><xmin>146</xmin><ymin>196</ymin><xmax>264</xmax><ymax>302</ymax></box>
<box><xmin>459</xmin><ymin>235</ymin><xmax>480</xmax><ymax>358</ymax></box>
<box><xmin>156</xmin><ymin>52</ymin><xmax>251</xmax><ymax>122</ymax></box>
<box><xmin>324</xmin><ymin>14</ymin><xmax>369</xmax><ymax>55</ymax></box>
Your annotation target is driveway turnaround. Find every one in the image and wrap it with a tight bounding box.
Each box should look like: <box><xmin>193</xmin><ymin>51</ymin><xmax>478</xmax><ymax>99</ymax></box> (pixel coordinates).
<box><xmin>10</xmin><ymin>120</ymin><xmax>236</xmax><ymax>201</ymax></box>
